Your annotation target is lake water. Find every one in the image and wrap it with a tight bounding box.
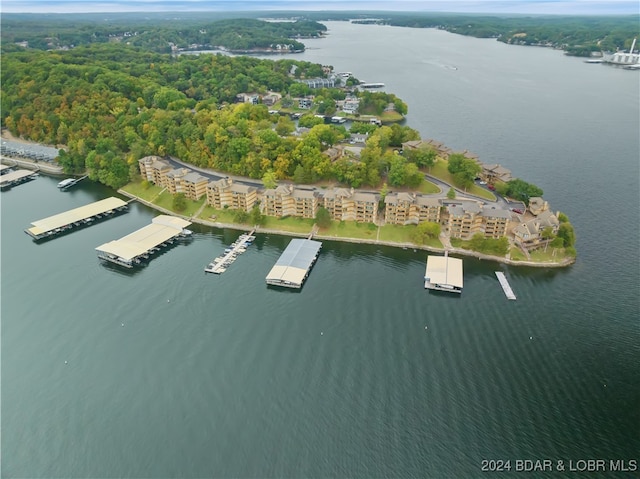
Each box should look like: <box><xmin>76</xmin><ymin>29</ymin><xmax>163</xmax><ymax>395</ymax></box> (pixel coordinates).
<box><xmin>2</xmin><ymin>22</ymin><xmax>639</xmax><ymax>478</ymax></box>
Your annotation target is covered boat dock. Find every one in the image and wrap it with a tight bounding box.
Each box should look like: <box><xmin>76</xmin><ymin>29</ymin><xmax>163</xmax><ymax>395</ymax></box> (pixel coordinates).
<box><xmin>96</xmin><ymin>215</ymin><xmax>192</xmax><ymax>268</ymax></box>
<box><xmin>265</xmin><ymin>239</ymin><xmax>322</xmax><ymax>289</ymax></box>
<box><xmin>0</xmin><ymin>169</ymin><xmax>38</xmax><ymax>189</ymax></box>
<box><xmin>25</xmin><ymin>197</ymin><xmax>128</xmax><ymax>240</ymax></box>
<box><xmin>424</xmin><ymin>253</ymin><xmax>463</xmax><ymax>293</ymax></box>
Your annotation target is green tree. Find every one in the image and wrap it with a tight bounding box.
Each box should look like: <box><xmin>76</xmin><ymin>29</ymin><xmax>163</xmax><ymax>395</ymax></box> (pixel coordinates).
<box><xmin>250</xmin><ymin>204</ymin><xmax>265</xmax><ymax>225</ymax></box>
<box><xmin>315</xmin><ymin>207</ymin><xmax>332</xmax><ymax>228</ymax></box>
<box><xmin>447</xmin><ymin>187</ymin><xmax>456</xmax><ymax>199</ymax></box>
<box><xmin>557</xmin><ymin>222</ymin><xmax>576</xmax><ymax>247</ymax></box>
<box><xmin>262</xmin><ymin>169</ymin><xmax>278</xmax><ymax>189</ymax></box>
<box><xmin>412</xmin><ymin>221</ymin><xmax>441</xmax><ymax>244</ymax></box>
<box><xmin>173</xmin><ymin>193</ymin><xmax>187</xmax><ymax>212</ymax></box>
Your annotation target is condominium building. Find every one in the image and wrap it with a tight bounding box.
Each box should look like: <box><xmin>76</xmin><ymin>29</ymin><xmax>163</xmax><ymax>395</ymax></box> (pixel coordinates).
<box><xmin>164</xmin><ymin>168</ymin><xmax>190</xmax><ymax>195</ymax></box>
<box><xmin>513</xmin><ymin>210</ymin><xmax>560</xmax><ymax>248</ymax></box>
<box><xmin>207</xmin><ymin>177</ymin><xmax>258</xmax><ymax>212</ymax></box>
<box><xmin>181</xmin><ymin>171</ymin><xmax>209</xmax><ymax>201</ymax></box>
<box><xmin>261</xmin><ymin>185</ymin><xmax>319</xmax><ymax>219</ymax></box>
<box><xmin>138</xmin><ymin>156</ymin><xmax>172</xmax><ymax>185</ymax></box>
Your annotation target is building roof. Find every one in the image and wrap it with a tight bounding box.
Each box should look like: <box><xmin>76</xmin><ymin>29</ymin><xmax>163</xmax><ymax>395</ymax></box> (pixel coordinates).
<box><xmin>352</xmin><ymin>192</ymin><xmax>378</xmax><ymax>203</ymax></box>
<box><xmin>481</xmin><ymin>206</ymin><xmax>512</xmax><ymax>219</ymax></box>
<box><xmin>416</xmin><ymin>196</ymin><xmax>441</xmax><ymax>208</ymax></box>
<box><xmin>182</xmin><ymin>171</ymin><xmax>208</xmax><ymax>184</ymax></box>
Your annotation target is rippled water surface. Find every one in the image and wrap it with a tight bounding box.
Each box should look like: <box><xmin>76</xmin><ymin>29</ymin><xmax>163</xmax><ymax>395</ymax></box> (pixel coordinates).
<box><xmin>2</xmin><ymin>22</ymin><xmax>639</xmax><ymax>478</ymax></box>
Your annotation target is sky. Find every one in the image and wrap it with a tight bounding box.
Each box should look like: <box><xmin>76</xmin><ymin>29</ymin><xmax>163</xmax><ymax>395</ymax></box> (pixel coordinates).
<box><xmin>1</xmin><ymin>0</ymin><xmax>638</xmax><ymax>14</ymax></box>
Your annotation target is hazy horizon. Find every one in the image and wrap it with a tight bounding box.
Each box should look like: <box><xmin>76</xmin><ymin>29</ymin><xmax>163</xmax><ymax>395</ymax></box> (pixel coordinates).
<box><xmin>1</xmin><ymin>0</ymin><xmax>638</xmax><ymax>15</ymax></box>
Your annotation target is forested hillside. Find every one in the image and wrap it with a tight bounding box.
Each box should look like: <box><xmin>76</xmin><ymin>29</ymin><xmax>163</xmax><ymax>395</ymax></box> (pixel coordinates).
<box><xmin>1</xmin><ymin>44</ymin><xmax>415</xmax><ymax>190</ymax></box>
<box><xmin>1</xmin><ymin>16</ymin><xmax>326</xmax><ymax>53</ymax></box>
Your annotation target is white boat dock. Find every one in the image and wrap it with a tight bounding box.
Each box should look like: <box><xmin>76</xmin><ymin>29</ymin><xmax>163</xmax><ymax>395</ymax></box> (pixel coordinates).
<box><xmin>0</xmin><ymin>169</ymin><xmax>38</xmax><ymax>189</ymax></box>
<box><xmin>25</xmin><ymin>196</ymin><xmax>128</xmax><ymax>240</ymax></box>
<box><xmin>204</xmin><ymin>230</ymin><xmax>255</xmax><ymax>274</ymax></box>
<box><xmin>96</xmin><ymin>215</ymin><xmax>191</xmax><ymax>268</ymax></box>
<box><xmin>424</xmin><ymin>252</ymin><xmax>463</xmax><ymax>293</ymax></box>
<box><xmin>495</xmin><ymin>271</ymin><xmax>516</xmax><ymax>300</ymax></box>
<box><xmin>265</xmin><ymin>238</ymin><xmax>322</xmax><ymax>289</ymax></box>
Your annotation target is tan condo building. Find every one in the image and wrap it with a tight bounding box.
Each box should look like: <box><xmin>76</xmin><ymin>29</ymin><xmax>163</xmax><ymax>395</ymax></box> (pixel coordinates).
<box><xmin>207</xmin><ymin>177</ymin><xmax>258</xmax><ymax>212</ymax></box>
<box><xmin>138</xmin><ymin>156</ymin><xmax>171</xmax><ymax>185</ymax></box>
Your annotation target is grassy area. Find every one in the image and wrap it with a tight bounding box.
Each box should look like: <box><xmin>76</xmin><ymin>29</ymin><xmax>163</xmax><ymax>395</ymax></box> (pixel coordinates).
<box><xmin>380</xmin><ymin>110</ymin><xmax>404</xmax><ymax>123</ymax></box>
<box><xmin>153</xmin><ymin>191</ymin><xmax>205</xmax><ymax>217</ymax></box>
<box><xmin>428</xmin><ymin>159</ymin><xmax>496</xmax><ymax>201</ymax></box>
<box><xmin>417</xmin><ymin>179</ymin><xmax>440</xmax><ymax>194</ymax></box>
<box><xmin>198</xmin><ymin>205</ymin><xmax>246</xmax><ymax>224</ymax></box>
<box><xmin>529</xmin><ymin>248</ymin><xmax>568</xmax><ymax>263</ymax></box>
<box><xmin>319</xmin><ymin>220</ymin><xmax>378</xmax><ymax>239</ymax></box>
<box><xmin>262</xmin><ymin>216</ymin><xmax>315</xmax><ymax>234</ymax></box>
<box><xmin>378</xmin><ymin>224</ymin><xmax>443</xmax><ymax>248</ymax></box>
<box><xmin>121</xmin><ymin>181</ymin><xmax>164</xmax><ymax>202</ymax></box>
<box><xmin>509</xmin><ymin>247</ymin><xmax>527</xmax><ymax>261</ymax></box>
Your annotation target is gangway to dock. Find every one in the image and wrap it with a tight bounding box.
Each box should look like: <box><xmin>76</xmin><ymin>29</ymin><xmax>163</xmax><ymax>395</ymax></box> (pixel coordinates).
<box><xmin>495</xmin><ymin>271</ymin><xmax>516</xmax><ymax>300</ymax></box>
<box><xmin>58</xmin><ymin>175</ymin><xmax>87</xmax><ymax>190</ymax></box>
<box><xmin>204</xmin><ymin>229</ymin><xmax>255</xmax><ymax>274</ymax></box>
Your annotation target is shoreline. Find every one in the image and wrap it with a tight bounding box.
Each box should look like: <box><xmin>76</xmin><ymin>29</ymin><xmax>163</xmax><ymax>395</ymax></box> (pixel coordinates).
<box><xmin>117</xmin><ymin>188</ymin><xmax>575</xmax><ymax>269</ymax></box>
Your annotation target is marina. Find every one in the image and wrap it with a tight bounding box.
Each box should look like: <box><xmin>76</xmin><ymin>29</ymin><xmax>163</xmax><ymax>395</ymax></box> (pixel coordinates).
<box><xmin>424</xmin><ymin>252</ymin><xmax>464</xmax><ymax>293</ymax></box>
<box><xmin>25</xmin><ymin>196</ymin><xmax>128</xmax><ymax>241</ymax></box>
<box><xmin>0</xmin><ymin>169</ymin><xmax>39</xmax><ymax>189</ymax></box>
<box><xmin>95</xmin><ymin>215</ymin><xmax>192</xmax><ymax>268</ymax></box>
<box><xmin>204</xmin><ymin>230</ymin><xmax>256</xmax><ymax>274</ymax></box>
<box><xmin>495</xmin><ymin>271</ymin><xmax>517</xmax><ymax>300</ymax></box>
<box><xmin>265</xmin><ymin>238</ymin><xmax>322</xmax><ymax>289</ymax></box>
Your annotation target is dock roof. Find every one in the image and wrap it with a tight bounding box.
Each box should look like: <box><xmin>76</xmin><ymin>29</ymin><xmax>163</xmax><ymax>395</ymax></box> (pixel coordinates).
<box><xmin>27</xmin><ymin>197</ymin><xmax>127</xmax><ymax>236</ymax></box>
<box><xmin>265</xmin><ymin>239</ymin><xmax>322</xmax><ymax>288</ymax></box>
<box><xmin>425</xmin><ymin>255</ymin><xmax>463</xmax><ymax>289</ymax></box>
<box><xmin>0</xmin><ymin>169</ymin><xmax>36</xmax><ymax>187</ymax></box>
<box><xmin>95</xmin><ymin>215</ymin><xmax>191</xmax><ymax>261</ymax></box>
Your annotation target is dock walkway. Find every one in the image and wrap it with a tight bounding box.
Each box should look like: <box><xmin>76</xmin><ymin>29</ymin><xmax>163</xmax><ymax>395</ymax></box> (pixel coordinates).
<box><xmin>495</xmin><ymin>271</ymin><xmax>517</xmax><ymax>300</ymax></box>
<box><xmin>204</xmin><ymin>229</ymin><xmax>255</xmax><ymax>274</ymax></box>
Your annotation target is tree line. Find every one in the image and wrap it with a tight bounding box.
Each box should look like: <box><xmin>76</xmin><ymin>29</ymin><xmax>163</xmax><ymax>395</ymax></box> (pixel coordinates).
<box><xmin>2</xmin><ymin>43</ymin><xmax>423</xmax><ymax>190</ymax></box>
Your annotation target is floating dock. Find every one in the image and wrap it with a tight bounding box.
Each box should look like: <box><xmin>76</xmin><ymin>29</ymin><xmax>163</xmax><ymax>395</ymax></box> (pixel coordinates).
<box><xmin>58</xmin><ymin>175</ymin><xmax>87</xmax><ymax>190</ymax></box>
<box><xmin>424</xmin><ymin>252</ymin><xmax>463</xmax><ymax>293</ymax></box>
<box><xmin>0</xmin><ymin>169</ymin><xmax>38</xmax><ymax>189</ymax></box>
<box><xmin>265</xmin><ymin>238</ymin><xmax>322</xmax><ymax>289</ymax></box>
<box><xmin>495</xmin><ymin>271</ymin><xmax>516</xmax><ymax>300</ymax></box>
<box><xmin>25</xmin><ymin>197</ymin><xmax>128</xmax><ymax>241</ymax></box>
<box><xmin>95</xmin><ymin>215</ymin><xmax>192</xmax><ymax>268</ymax></box>
<box><xmin>205</xmin><ymin>231</ymin><xmax>255</xmax><ymax>274</ymax></box>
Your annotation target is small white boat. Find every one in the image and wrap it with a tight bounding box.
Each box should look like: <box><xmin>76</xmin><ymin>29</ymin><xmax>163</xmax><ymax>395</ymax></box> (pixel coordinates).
<box><xmin>57</xmin><ymin>178</ymin><xmax>77</xmax><ymax>189</ymax></box>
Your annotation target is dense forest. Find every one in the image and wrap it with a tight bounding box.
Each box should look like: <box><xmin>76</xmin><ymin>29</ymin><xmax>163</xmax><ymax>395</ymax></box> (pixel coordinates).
<box><xmin>347</xmin><ymin>13</ymin><xmax>640</xmax><ymax>56</ymax></box>
<box><xmin>2</xmin><ymin>16</ymin><xmax>326</xmax><ymax>53</ymax></box>
<box><xmin>1</xmin><ymin>44</ymin><xmax>415</xmax><ymax>190</ymax></box>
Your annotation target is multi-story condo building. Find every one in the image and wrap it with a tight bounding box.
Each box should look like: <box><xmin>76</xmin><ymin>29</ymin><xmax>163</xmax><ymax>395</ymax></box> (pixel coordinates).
<box><xmin>207</xmin><ymin>177</ymin><xmax>258</xmax><ymax>212</ymax></box>
<box><xmin>261</xmin><ymin>185</ymin><xmax>320</xmax><ymax>218</ymax></box>
<box><xmin>445</xmin><ymin>201</ymin><xmax>483</xmax><ymax>239</ymax></box>
<box><xmin>352</xmin><ymin>192</ymin><xmax>379</xmax><ymax>223</ymax></box>
<box><xmin>384</xmin><ymin>193</ymin><xmax>442</xmax><ymax>225</ymax></box>
<box><xmin>513</xmin><ymin>210</ymin><xmax>560</xmax><ymax>249</ymax></box>
<box><xmin>416</xmin><ymin>196</ymin><xmax>442</xmax><ymax>224</ymax></box>
<box><xmin>322</xmin><ymin>188</ymin><xmax>354</xmax><ymax>221</ymax></box>
<box><xmin>181</xmin><ymin>171</ymin><xmax>209</xmax><ymax>201</ymax></box>
<box><xmin>164</xmin><ymin>168</ymin><xmax>190</xmax><ymax>195</ymax></box>
<box><xmin>480</xmin><ymin>206</ymin><xmax>510</xmax><ymax>239</ymax></box>
<box><xmin>138</xmin><ymin>156</ymin><xmax>172</xmax><ymax>185</ymax></box>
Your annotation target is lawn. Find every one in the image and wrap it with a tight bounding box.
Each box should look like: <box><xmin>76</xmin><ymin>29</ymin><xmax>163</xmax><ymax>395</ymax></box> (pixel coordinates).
<box><xmin>198</xmin><ymin>205</ymin><xmax>246</xmax><ymax>224</ymax></box>
<box><xmin>378</xmin><ymin>224</ymin><xmax>443</xmax><ymax>248</ymax></box>
<box><xmin>509</xmin><ymin>247</ymin><xmax>528</xmax><ymax>261</ymax></box>
<box><xmin>319</xmin><ymin>220</ymin><xmax>378</xmax><ymax>239</ymax></box>
<box><xmin>121</xmin><ymin>181</ymin><xmax>164</xmax><ymax>202</ymax></box>
<box><xmin>529</xmin><ymin>248</ymin><xmax>568</xmax><ymax>263</ymax></box>
<box><xmin>262</xmin><ymin>216</ymin><xmax>316</xmax><ymax>234</ymax></box>
<box><xmin>152</xmin><ymin>191</ymin><xmax>205</xmax><ymax>217</ymax></box>
<box><xmin>380</xmin><ymin>110</ymin><xmax>404</xmax><ymax>123</ymax></box>
<box><xmin>417</xmin><ymin>179</ymin><xmax>440</xmax><ymax>194</ymax></box>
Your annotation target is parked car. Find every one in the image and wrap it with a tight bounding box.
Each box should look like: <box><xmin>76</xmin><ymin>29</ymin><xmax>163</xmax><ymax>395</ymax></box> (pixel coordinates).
<box><xmin>479</xmin><ymin>181</ymin><xmax>487</xmax><ymax>185</ymax></box>
<box><xmin>511</xmin><ymin>208</ymin><xmax>523</xmax><ymax>215</ymax></box>
<box><xmin>488</xmin><ymin>184</ymin><xmax>496</xmax><ymax>191</ymax></box>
